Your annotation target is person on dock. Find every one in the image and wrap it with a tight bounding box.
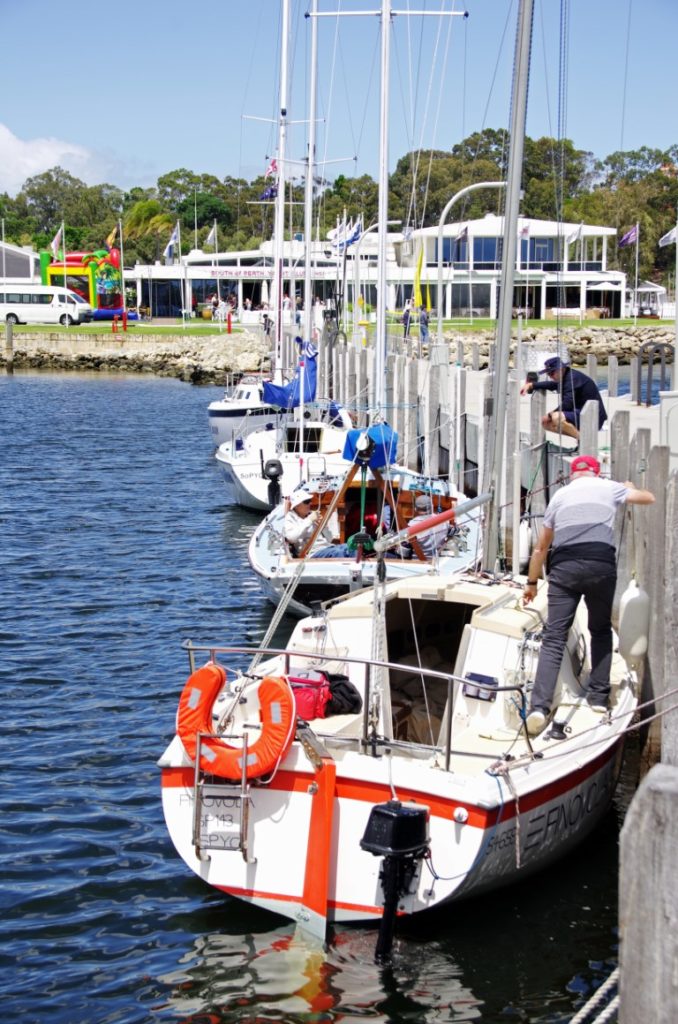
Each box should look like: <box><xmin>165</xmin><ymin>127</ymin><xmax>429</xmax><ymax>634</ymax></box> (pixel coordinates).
<box><xmin>402</xmin><ymin>301</ymin><xmax>412</xmax><ymax>341</ymax></box>
<box><xmin>521</xmin><ymin>455</ymin><xmax>655</xmax><ymax>736</ymax></box>
<box><xmin>419</xmin><ymin>306</ymin><xmax>429</xmax><ymax>347</ymax></box>
<box><xmin>521</xmin><ymin>356</ymin><xmax>607</xmax><ymax>440</ymax></box>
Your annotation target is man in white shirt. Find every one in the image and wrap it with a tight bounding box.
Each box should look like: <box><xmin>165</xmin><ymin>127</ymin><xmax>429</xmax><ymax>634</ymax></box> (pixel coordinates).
<box><xmin>522</xmin><ymin>455</ymin><xmax>654</xmax><ymax>735</ymax></box>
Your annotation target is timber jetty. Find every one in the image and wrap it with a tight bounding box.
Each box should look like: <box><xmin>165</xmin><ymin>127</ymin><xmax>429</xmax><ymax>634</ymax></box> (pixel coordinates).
<box><xmin>1</xmin><ymin>323</ymin><xmax>674</xmax><ymax>383</ymax></box>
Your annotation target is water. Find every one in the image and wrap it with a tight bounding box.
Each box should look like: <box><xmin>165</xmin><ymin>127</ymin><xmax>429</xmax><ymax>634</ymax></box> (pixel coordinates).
<box><xmin>0</xmin><ymin>372</ymin><xmax>637</xmax><ymax>1024</ymax></box>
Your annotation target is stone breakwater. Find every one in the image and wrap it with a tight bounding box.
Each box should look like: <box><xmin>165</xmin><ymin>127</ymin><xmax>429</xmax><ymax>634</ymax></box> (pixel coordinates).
<box><xmin>451</xmin><ymin>324</ymin><xmax>675</xmax><ymax>368</ymax></box>
<box><xmin>1</xmin><ymin>329</ymin><xmax>272</xmax><ymax>384</ymax></box>
<box><xmin>1</xmin><ymin>323</ymin><xmax>673</xmax><ymax>382</ymax></box>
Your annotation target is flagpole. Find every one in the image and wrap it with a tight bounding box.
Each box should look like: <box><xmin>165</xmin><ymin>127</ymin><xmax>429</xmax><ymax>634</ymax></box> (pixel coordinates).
<box><xmin>1</xmin><ymin>218</ymin><xmax>5</xmax><ymax>282</ymax></box>
<box><xmin>61</xmin><ymin>221</ymin><xmax>68</xmax><ymax>328</ymax></box>
<box><xmin>177</xmin><ymin>220</ymin><xmax>187</xmax><ymax>329</ymax></box>
<box><xmin>119</xmin><ymin>218</ymin><xmax>126</xmax><ymax>316</ymax></box>
<box><xmin>633</xmin><ymin>220</ymin><xmax>640</xmax><ymax>326</ymax></box>
<box><xmin>194</xmin><ymin>188</ymin><xmax>198</xmax><ymax>250</ymax></box>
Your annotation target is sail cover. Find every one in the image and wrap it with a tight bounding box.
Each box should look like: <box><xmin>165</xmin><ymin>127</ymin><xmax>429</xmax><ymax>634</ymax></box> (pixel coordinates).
<box><xmin>263</xmin><ymin>340</ymin><xmax>317</xmax><ymax>409</ymax></box>
<box><xmin>343</xmin><ymin>423</ymin><xmax>398</xmax><ymax>469</ymax></box>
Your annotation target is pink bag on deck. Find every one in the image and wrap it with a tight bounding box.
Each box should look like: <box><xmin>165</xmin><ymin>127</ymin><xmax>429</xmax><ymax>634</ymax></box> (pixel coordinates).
<box><xmin>289</xmin><ymin>673</ymin><xmax>331</xmax><ymax>720</ymax></box>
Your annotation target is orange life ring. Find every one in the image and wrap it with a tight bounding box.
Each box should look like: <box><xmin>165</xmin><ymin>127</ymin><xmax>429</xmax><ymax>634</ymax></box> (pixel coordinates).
<box><xmin>176</xmin><ymin>663</ymin><xmax>296</xmax><ymax>781</ymax></box>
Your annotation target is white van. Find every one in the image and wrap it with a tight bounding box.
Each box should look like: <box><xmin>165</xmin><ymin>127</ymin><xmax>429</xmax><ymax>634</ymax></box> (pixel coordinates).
<box><xmin>0</xmin><ymin>284</ymin><xmax>94</xmax><ymax>326</ymax></box>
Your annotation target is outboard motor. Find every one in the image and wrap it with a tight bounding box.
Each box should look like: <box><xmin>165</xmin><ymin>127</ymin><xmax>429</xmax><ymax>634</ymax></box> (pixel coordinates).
<box><xmin>360</xmin><ymin>800</ymin><xmax>430</xmax><ymax>962</ymax></box>
<box><xmin>262</xmin><ymin>458</ymin><xmax>283</xmax><ymax>508</ymax></box>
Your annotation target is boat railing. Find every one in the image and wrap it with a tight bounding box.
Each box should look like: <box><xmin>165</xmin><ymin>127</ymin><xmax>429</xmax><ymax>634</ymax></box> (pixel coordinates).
<box><xmin>182</xmin><ymin>640</ymin><xmax>529</xmax><ymax>772</ymax></box>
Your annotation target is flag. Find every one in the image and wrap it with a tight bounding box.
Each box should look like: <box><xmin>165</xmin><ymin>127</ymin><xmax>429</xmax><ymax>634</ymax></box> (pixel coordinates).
<box><xmin>659</xmin><ymin>226</ymin><xmax>677</xmax><ymax>247</ymax></box>
<box><xmin>413</xmin><ymin>245</ymin><xmax>424</xmax><ymax>308</ymax></box>
<box><xmin>163</xmin><ymin>222</ymin><xmax>179</xmax><ymax>258</ymax></box>
<box><xmin>519</xmin><ymin>222</ymin><xmax>530</xmax><ymax>239</ymax></box>
<box><xmin>259</xmin><ymin>185</ymin><xmax>278</xmax><ymax>201</ymax></box>
<box><xmin>50</xmin><ymin>226</ymin><xmax>63</xmax><ymax>260</ymax></box>
<box><xmin>264</xmin><ymin>158</ymin><xmax>278</xmax><ymax>179</ymax></box>
<box><xmin>619</xmin><ymin>225</ymin><xmax>638</xmax><ymax>248</ymax></box>
<box><xmin>262</xmin><ymin>339</ymin><xmax>317</xmax><ymax>408</ymax></box>
<box><xmin>105</xmin><ymin>225</ymin><xmax>117</xmax><ymax>249</ymax></box>
<box><xmin>205</xmin><ymin>223</ymin><xmax>217</xmax><ymax>248</ymax></box>
<box><xmin>454</xmin><ymin>224</ymin><xmax>468</xmax><ymax>243</ymax></box>
<box><xmin>567</xmin><ymin>223</ymin><xmax>583</xmax><ymax>244</ymax></box>
<box><xmin>334</xmin><ymin>217</ymin><xmax>362</xmax><ymax>251</ymax></box>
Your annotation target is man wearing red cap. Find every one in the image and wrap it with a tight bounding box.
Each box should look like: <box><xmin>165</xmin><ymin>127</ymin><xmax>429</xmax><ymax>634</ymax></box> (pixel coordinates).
<box><xmin>522</xmin><ymin>456</ymin><xmax>654</xmax><ymax>735</ymax></box>
<box><xmin>521</xmin><ymin>356</ymin><xmax>607</xmax><ymax>439</ymax></box>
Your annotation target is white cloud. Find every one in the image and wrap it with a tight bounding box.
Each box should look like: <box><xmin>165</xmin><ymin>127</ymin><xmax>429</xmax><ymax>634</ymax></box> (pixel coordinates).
<box><xmin>0</xmin><ymin>124</ymin><xmax>157</xmax><ymax>195</ymax></box>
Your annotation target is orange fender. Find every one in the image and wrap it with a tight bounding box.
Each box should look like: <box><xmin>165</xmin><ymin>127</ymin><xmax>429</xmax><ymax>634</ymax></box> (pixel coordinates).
<box><xmin>177</xmin><ymin>663</ymin><xmax>295</xmax><ymax>780</ymax></box>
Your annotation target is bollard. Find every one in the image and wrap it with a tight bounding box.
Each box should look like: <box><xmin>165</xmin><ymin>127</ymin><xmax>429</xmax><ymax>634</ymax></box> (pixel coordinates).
<box><xmin>112</xmin><ymin>315</ymin><xmax>119</xmax><ymax>334</ymax></box>
<box><xmin>227</xmin><ymin>311</ymin><xmax>232</xmax><ymax>334</ymax></box>
<box><xmin>122</xmin><ymin>310</ymin><xmax>128</xmax><ymax>332</ymax></box>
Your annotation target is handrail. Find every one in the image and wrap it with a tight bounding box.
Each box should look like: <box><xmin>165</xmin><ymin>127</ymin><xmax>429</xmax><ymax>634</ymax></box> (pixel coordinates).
<box><xmin>181</xmin><ymin>638</ymin><xmax>527</xmax><ymax>772</ymax></box>
<box><xmin>636</xmin><ymin>340</ymin><xmax>674</xmax><ymax>406</ymax></box>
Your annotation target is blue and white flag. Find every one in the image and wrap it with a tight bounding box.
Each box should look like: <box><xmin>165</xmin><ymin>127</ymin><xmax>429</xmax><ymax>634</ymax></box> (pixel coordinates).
<box><xmin>619</xmin><ymin>224</ymin><xmax>638</xmax><ymax>248</ymax></box>
<box><xmin>659</xmin><ymin>226</ymin><xmax>677</xmax><ymax>248</ymax></box>
<box><xmin>335</xmin><ymin>217</ymin><xmax>363</xmax><ymax>251</ymax></box>
<box><xmin>163</xmin><ymin>222</ymin><xmax>179</xmax><ymax>258</ymax></box>
<box><xmin>259</xmin><ymin>185</ymin><xmax>278</xmax><ymax>201</ymax></box>
<box><xmin>262</xmin><ymin>340</ymin><xmax>317</xmax><ymax>409</ymax></box>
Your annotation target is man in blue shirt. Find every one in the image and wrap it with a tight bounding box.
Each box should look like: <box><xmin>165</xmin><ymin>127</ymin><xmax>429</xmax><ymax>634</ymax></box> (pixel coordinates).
<box><xmin>521</xmin><ymin>355</ymin><xmax>607</xmax><ymax>440</ymax></box>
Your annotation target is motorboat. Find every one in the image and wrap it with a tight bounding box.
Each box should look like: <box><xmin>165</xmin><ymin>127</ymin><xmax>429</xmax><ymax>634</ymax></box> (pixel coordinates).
<box><xmin>159</xmin><ymin>564</ymin><xmax>639</xmax><ymax>939</ymax></box>
<box><xmin>247</xmin><ymin>453</ymin><xmax>482</xmax><ymax>617</ymax></box>
<box><xmin>207</xmin><ymin>374</ymin><xmax>280</xmax><ymax>448</ymax></box>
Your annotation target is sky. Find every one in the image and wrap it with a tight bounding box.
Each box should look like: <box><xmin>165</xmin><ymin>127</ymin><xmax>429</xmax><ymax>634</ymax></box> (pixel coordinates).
<box><xmin>0</xmin><ymin>0</ymin><xmax>676</xmax><ymax>198</ymax></box>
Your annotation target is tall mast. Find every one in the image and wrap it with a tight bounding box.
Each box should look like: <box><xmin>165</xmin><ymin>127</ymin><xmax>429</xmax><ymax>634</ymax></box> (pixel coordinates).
<box><xmin>374</xmin><ymin>0</ymin><xmax>391</xmax><ymax>418</ymax></box>
<box><xmin>303</xmin><ymin>0</ymin><xmax>318</xmax><ymax>345</ymax></box>
<box><xmin>271</xmin><ymin>0</ymin><xmax>291</xmax><ymax>378</ymax></box>
<box><xmin>482</xmin><ymin>0</ymin><xmax>534</xmax><ymax>570</ymax></box>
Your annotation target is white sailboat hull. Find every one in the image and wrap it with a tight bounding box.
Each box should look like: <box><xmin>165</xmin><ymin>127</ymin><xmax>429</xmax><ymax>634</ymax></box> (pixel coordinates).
<box><xmin>160</xmin><ymin>574</ymin><xmax>636</xmax><ymax>928</ymax></box>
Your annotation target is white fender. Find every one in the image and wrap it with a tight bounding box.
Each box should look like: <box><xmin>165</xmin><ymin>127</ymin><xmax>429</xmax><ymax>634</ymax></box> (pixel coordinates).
<box><xmin>518</xmin><ymin>518</ymin><xmax>531</xmax><ymax>571</ymax></box>
<box><xmin>618</xmin><ymin>578</ymin><xmax>650</xmax><ymax>666</ymax></box>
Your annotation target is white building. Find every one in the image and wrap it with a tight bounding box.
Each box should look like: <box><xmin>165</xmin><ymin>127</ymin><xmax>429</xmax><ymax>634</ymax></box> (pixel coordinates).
<box><xmin>1</xmin><ymin>215</ymin><xmax>628</xmax><ymax>321</ymax></box>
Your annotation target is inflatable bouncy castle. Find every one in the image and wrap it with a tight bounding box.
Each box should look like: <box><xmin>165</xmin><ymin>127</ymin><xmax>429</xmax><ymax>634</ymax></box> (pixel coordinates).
<box><xmin>40</xmin><ymin>234</ymin><xmax>135</xmax><ymax>320</ymax></box>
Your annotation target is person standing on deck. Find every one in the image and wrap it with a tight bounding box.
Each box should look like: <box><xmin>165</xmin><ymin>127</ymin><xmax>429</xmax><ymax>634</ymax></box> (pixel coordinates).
<box><xmin>522</xmin><ymin>455</ymin><xmax>655</xmax><ymax>736</ymax></box>
<box><xmin>521</xmin><ymin>356</ymin><xmax>607</xmax><ymax>440</ymax></box>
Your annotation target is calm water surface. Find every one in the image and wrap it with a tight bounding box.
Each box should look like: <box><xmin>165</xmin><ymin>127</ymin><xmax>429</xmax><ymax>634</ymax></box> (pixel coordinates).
<box><xmin>0</xmin><ymin>372</ymin><xmax>636</xmax><ymax>1023</ymax></box>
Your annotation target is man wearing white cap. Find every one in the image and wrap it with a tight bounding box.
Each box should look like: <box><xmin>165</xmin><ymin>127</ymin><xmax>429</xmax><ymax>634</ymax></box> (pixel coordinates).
<box><xmin>521</xmin><ymin>455</ymin><xmax>654</xmax><ymax>735</ymax></box>
<box><xmin>283</xmin><ymin>490</ymin><xmax>342</xmax><ymax>557</ymax></box>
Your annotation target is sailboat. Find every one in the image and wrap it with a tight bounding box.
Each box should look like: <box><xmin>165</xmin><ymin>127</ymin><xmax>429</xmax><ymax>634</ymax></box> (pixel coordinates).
<box><xmin>207</xmin><ymin>374</ymin><xmax>281</xmax><ymax>449</ymax></box>
<box><xmin>159</xmin><ymin>0</ymin><xmax>638</xmax><ymax>945</ymax></box>
<box><xmin>213</xmin><ymin>1</ymin><xmax>353</xmax><ymax>511</ymax></box>
<box><xmin>247</xmin><ymin>450</ymin><xmax>482</xmax><ymax>617</ymax></box>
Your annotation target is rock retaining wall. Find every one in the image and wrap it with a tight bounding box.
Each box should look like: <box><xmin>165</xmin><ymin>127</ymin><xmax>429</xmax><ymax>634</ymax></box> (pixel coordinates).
<box><xmin>1</xmin><ymin>323</ymin><xmax>673</xmax><ymax>383</ymax></box>
<box><xmin>1</xmin><ymin>329</ymin><xmax>271</xmax><ymax>384</ymax></box>
<box><xmin>449</xmin><ymin>324</ymin><xmax>675</xmax><ymax>368</ymax></box>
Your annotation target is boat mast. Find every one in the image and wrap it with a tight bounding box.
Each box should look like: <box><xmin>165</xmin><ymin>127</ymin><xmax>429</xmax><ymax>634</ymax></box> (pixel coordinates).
<box><xmin>303</xmin><ymin>0</ymin><xmax>319</xmax><ymax>347</ymax></box>
<box><xmin>482</xmin><ymin>0</ymin><xmax>534</xmax><ymax>571</ymax></box>
<box><xmin>374</xmin><ymin>0</ymin><xmax>391</xmax><ymax>419</ymax></box>
<box><xmin>271</xmin><ymin>0</ymin><xmax>291</xmax><ymax>380</ymax></box>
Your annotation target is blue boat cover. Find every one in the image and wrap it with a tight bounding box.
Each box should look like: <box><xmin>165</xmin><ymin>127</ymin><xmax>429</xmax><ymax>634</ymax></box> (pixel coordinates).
<box><xmin>342</xmin><ymin>423</ymin><xmax>398</xmax><ymax>469</ymax></box>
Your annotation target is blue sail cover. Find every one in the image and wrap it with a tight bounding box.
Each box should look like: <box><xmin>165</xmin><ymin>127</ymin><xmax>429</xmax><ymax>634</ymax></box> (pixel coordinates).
<box><xmin>343</xmin><ymin>423</ymin><xmax>398</xmax><ymax>469</ymax></box>
<box><xmin>263</xmin><ymin>341</ymin><xmax>317</xmax><ymax>409</ymax></box>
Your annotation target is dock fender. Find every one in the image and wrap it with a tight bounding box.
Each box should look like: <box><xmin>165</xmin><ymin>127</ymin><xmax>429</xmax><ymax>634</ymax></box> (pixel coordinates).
<box><xmin>618</xmin><ymin>578</ymin><xmax>650</xmax><ymax>667</ymax></box>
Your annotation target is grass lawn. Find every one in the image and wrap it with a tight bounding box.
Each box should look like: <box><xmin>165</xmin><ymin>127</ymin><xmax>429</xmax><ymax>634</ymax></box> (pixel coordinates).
<box><xmin>8</xmin><ymin>316</ymin><xmax>674</xmax><ymax>338</ymax></box>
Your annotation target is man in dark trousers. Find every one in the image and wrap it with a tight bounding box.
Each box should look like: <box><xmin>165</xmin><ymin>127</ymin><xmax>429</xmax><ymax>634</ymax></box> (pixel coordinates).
<box><xmin>521</xmin><ymin>355</ymin><xmax>607</xmax><ymax>439</ymax></box>
<box><xmin>522</xmin><ymin>455</ymin><xmax>655</xmax><ymax>735</ymax></box>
